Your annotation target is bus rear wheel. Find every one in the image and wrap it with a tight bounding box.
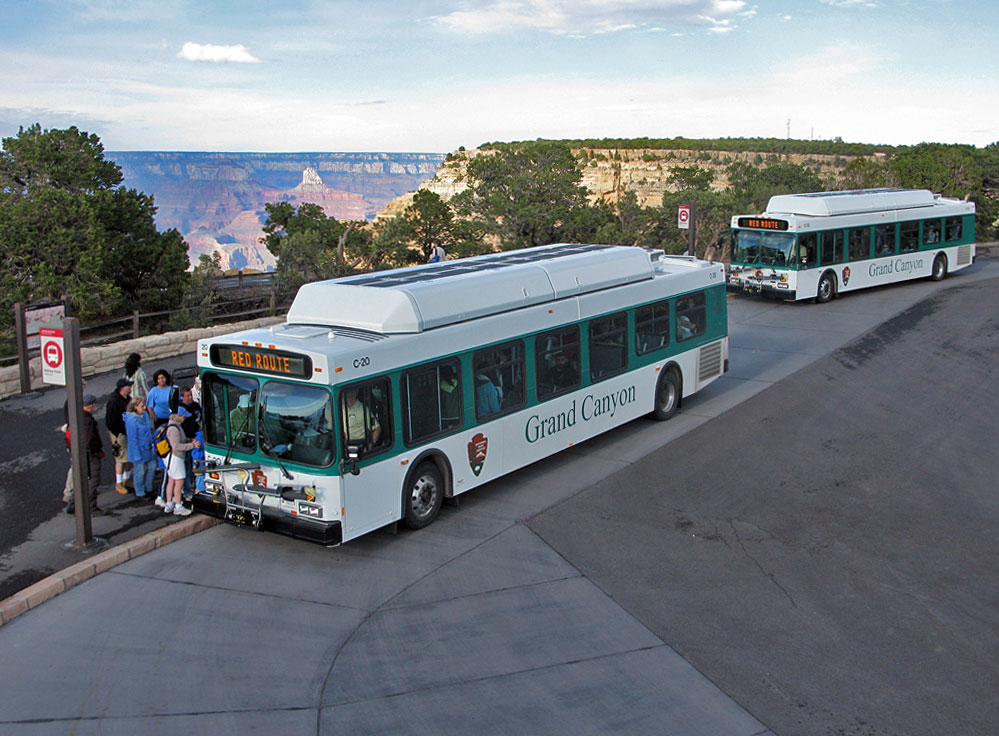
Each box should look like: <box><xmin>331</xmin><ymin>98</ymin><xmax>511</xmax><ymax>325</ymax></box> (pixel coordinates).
<box><xmin>930</xmin><ymin>254</ymin><xmax>948</xmax><ymax>281</ymax></box>
<box><xmin>402</xmin><ymin>462</ymin><xmax>443</xmax><ymax>529</ymax></box>
<box><xmin>816</xmin><ymin>272</ymin><xmax>836</xmax><ymax>303</ymax></box>
<box><xmin>652</xmin><ymin>367</ymin><xmax>680</xmax><ymax>421</ymax></box>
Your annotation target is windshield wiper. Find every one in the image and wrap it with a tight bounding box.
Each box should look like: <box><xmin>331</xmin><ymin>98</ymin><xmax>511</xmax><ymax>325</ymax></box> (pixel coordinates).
<box><xmin>222</xmin><ymin>397</ymin><xmax>253</xmax><ymax>466</ymax></box>
<box><xmin>259</xmin><ymin>397</ymin><xmax>293</xmax><ymax>480</ymax></box>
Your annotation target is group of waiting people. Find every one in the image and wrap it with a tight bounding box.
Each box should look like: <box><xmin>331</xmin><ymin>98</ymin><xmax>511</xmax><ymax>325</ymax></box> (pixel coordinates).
<box><xmin>63</xmin><ymin>352</ymin><xmax>202</xmax><ymax>517</ymax></box>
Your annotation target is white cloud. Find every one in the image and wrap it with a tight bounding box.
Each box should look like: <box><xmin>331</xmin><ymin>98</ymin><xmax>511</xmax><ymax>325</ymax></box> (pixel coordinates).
<box><xmin>433</xmin><ymin>0</ymin><xmax>747</xmax><ymax>35</ymax></box>
<box><xmin>820</xmin><ymin>0</ymin><xmax>880</xmax><ymax>7</ymax></box>
<box><xmin>177</xmin><ymin>42</ymin><xmax>261</xmax><ymax>64</ymax></box>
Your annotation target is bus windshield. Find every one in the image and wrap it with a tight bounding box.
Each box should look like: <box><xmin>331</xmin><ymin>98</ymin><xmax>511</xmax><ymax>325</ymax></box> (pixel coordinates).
<box><xmin>204</xmin><ymin>372</ymin><xmax>335</xmax><ymax>468</ymax></box>
<box><xmin>259</xmin><ymin>382</ymin><xmax>335</xmax><ymax>467</ymax></box>
<box><xmin>733</xmin><ymin>230</ymin><xmax>797</xmax><ymax>267</ymax></box>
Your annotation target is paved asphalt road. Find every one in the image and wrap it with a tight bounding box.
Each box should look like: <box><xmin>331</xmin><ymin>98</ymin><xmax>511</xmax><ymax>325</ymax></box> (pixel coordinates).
<box><xmin>0</xmin><ymin>256</ymin><xmax>996</xmax><ymax>734</ymax></box>
<box><xmin>530</xmin><ymin>270</ymin><xmax>999</xmax><ymax>735</ymax></box>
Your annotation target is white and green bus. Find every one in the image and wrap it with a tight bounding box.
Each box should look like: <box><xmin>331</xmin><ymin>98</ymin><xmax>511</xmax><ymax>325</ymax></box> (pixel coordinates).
<box><xmin>727</xmin><ymin>188</ymin><xmax>976</xmax><ymax>302</ymax></box>
<box><xmin>193</xmin><ymin>243</ymin><xmax>728</xmax><ymax>545</ymax></box>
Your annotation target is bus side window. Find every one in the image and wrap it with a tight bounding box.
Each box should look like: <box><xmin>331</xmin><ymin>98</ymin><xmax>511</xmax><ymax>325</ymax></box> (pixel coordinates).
<box><xmin>588</xmin><ymin>312</ymin><xmax>627</xmax><ymax>382</ymax></box>
<box><xmin>944</xmin><ymin>217</ymin><xmax>962</xmax><ymax>242</ymax></box>
<box><xmin>875</xmin><ymin>224</ymin><xmax>896</xmax><ymax>257</ymax></box>
<box><xmin>820</xmin><ymin>230</ymin><xmax>844</xmax><ymax>264</ymax></box>
<box><xmin>848</xmin><ymin>227</ymin><xmax>871</xmax><ymax>261</ymax></box>
<box><xmin>536</xmin><ymin>327</ymin><xmax>580</xmax><ymax>400</ymax></box>
<box><xmin>635</xmin><ymin>300</ymin><xmax>670</xmax><ymax>356</ymax></box>
<box><xmin>676</xmin><ymin>292</ymin><xmax>706</xmax><ymax>342</ymax></box>
<box><xmin>401</xmin><ymin>359</ymin><xmax>462</xmax><ymax>446</ymax></box>
<box><xmin>340</xmin><ymin>378</ymin><xmax>391</xmax><ymax>457</ymax></box>
<box><xmin>900</xmin><ymin>221</ymin><xmax>919</xmax><ymax>253</ymax></box>
<box><xmin>474</xmin><ymin>341</ymin><xmax>525</xmax><ymax>420</ymax></box>
<box><xmin>798</xmin><ymin>233</ymin><xmax>817</xmax><ymax>267</ymax></box>
<box><xmin>923</xmin><ymin>219</ymin><xmax>941</xmax><ymax>245</ymax></box>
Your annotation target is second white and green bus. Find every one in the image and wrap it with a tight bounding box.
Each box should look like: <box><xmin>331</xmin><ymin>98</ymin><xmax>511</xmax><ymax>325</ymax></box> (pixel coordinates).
<box><xmin>727</xmin><ymin>188</ymin><xmax>976</xmax><ymax>302</ymax></box>
<box><xmin>192</xmin><ymin>243</ymin><xmax>728</xmax><ymax>545</ymax></box>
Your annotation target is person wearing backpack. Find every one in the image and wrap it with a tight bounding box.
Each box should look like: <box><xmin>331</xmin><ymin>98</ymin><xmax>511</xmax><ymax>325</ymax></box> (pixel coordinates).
<box><xmin>161</xmin><ymin>412</ymin><xmax>200</xmax><ymax>516</ymax></box>
<box><xmin>123</xmin><ymin>397</ymin><xmax>156</xmax><ymax>499</ymax></box>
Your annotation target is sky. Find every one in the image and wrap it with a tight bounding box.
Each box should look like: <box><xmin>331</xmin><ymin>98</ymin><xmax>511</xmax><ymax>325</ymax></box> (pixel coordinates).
<box><xmin>1</xmin><ymin>0</ymin><xmax>996</xmax><ymax>153</ymax></box>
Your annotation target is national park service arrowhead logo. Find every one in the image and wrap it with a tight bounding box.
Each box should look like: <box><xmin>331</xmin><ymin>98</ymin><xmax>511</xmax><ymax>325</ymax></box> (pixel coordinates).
<box><xmin>251</xmin><ymin>469</ymin><xmax>268</xmax><ymax>489</ymax></box>
<box><xmin>842</xmin><ymin>266</ymin><xmax>851</xmax><ymax>286</ymax></box>
<box><xmin>467</xmin><ymin>432</ymin><xmax>488</xmax><ymax>477</ymax></box>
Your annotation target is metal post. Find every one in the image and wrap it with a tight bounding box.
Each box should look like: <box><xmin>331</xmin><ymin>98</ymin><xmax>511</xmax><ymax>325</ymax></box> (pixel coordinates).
<box><xmin>14</xmin><ymin>303</ymin><xmax>31</xmax><ymax>394</ymax></box>
<box><xmin>132</xmin><ymin>310</ymin><xmax>140</xmax><ymax>339</ymax></box>
<box><xmin>687</xmin><ymin>202</ymin><xmax>697</xmax><ymax>256</ymax></box>
<box><xmin>65</xmin><ymin>318</ymin><xmax>93</xmax><ymax>547</ymax></box>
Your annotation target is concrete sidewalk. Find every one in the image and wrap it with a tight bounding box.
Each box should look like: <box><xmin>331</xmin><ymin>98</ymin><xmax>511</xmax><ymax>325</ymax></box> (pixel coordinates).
<box><xmin>0</xmin><ymin>495</ymin><xmax>218</xmax><ymax>626</ymax></box>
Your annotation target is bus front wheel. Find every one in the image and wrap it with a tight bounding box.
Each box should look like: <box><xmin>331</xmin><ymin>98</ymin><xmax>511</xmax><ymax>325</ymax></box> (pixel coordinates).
<box><xmin>816</xmin><ymin>272</ymin><xmax>836</xmax><ymax>303</ymax></box>
<box><xmin>930</xmin><ymin>254</ymin><xmax>948</xmax><ymax>281</ymax></box>
<box><xmin>652</xmin><ymin>367</ymin><xmax>680</xmax><ymax>421</ymax></box>
<box><xmin>402</xmin><ymin>462</ymin><xmax>444</xmax><ymax>529</ymax></box>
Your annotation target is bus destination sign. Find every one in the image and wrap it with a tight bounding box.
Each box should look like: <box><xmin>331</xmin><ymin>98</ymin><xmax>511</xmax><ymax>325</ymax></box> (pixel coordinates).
<box><xmin>211</xmin><ymin>344</ymin><xmax>312</xmax><ymax>378</ymax></box>
<box><xmin>737</xmin><ymin>217</ymin><xmax>789</xmax><ymax>231</ymax></box>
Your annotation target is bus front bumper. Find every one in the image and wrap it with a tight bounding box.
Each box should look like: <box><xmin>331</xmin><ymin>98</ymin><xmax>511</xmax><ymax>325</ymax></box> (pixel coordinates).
<box><xmin>192</xmin><ymin>492</ymin><xmax>343</xmax><ymax>546</ymax></box>
<box><xmin>727</xmin><ymin>276</ymin><xmax>795</xmax><ymax>300</ymax></box>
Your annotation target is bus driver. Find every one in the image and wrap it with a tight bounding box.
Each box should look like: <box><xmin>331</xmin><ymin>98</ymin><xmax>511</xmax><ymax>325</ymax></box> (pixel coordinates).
<box><xmin>342</xmin><ymin>388</ymin><xmax>381</xmax><ymax>449</ymax></box>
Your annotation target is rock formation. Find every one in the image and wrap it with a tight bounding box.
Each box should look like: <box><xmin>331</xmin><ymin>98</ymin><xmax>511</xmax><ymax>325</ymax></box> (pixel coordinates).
<box><xmin>384</xmin><ymin>146</ymin><xmax>861</xmax><ymax>214</ymax></box>
<box><xmin>109</xmin><ymin>152</ymin><xmax>445</xmax><ymax>271</ymax></box>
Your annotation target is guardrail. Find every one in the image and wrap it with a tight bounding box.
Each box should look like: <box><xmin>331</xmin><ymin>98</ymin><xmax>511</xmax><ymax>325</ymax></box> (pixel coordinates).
<box><xmin>1</xmin><ymin>292</ymin><xmax>291</xmax><ymax>367</ymax></box>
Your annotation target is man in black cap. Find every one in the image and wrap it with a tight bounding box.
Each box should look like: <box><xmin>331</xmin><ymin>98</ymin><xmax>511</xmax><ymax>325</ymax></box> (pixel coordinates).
<box><xmin>106</xmin><ymin>378</ymin><xmax>133</xmax><ymax>493</ymax></box>
<box><xmin>65</xmin><ymin>394</ymin><xmax>104</xmax><ymax>515</ymax></box>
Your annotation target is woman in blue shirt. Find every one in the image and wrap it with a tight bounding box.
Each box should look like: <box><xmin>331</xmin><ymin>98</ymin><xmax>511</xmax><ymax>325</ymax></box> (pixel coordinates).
<box><xmin>123</xmin><ymin>397</ymin><xmax>156</xmax><ymax>498</ymax></box>
<box><xmin>146</xmin><ymin>369</ymin><xmax>173</xmax><ymax>427</ymax></box>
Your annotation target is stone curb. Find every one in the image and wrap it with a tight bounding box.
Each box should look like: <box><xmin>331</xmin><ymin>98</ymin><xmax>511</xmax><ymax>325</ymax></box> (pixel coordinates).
<box><xmin>0</xmin><ymin>515</ymin><xmax>220</xmax><ymax>627</ymax></box>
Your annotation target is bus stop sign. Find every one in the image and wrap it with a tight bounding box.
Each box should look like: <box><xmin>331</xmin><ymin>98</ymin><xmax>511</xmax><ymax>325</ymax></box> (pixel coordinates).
<box><xmin>40</xmin><ymin>326</ymin><xmax>66</xmax><ymax>385</ymax></box>
<box><xmin>678</xmin><ymin>205</ymin><xmax>691</xmax><ymax>229</ymax></box>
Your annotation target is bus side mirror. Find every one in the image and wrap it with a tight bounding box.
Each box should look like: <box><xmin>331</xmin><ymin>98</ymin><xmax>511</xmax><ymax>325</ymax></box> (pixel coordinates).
<box><xmin>341</xmin><ymin>444</ymin><xmax>362</xmax><ymax>476</ymax></box>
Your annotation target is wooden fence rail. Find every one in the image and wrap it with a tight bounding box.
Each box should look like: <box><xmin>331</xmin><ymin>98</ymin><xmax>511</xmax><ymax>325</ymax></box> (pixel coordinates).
<box><xmin>2</xmin><ymin>293</ymin><xmax>290</xmax><ymax>366</ymax></box>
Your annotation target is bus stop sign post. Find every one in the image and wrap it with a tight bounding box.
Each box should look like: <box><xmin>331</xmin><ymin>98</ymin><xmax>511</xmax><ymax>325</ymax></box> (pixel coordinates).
<box><xmin>678</xmin><ymin>203</ymin><xmax>697</xmax><ymax>256</ymax></box>
<box><xmin>58</xmin><ymin>318</ymin><xmax>104</xmax><ymax>551</ymax></box>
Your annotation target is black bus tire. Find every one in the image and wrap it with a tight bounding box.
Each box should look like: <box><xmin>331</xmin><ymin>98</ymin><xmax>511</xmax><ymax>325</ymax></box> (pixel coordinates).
<box><xmin>652</xmin><ymin>367</ymin><xmax>680</xmax><ymax>421</ymax></box>
<box><xmin>930</xmin><ymin>254</ymin><xmax>948</xmax><ymax>281</ymax></box>
<box><xmin>816</xmin><ymin>272</ymin><xmax>836</xmax><ymax>303</ymax></box>
<box><xmin>401</xmin><ymin>462</ymin><xmax>444</xmax><ymax>529</ymax></box>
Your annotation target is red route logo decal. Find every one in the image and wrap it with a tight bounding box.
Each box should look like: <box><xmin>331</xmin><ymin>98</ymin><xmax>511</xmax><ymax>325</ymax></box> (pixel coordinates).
<box><xmin>467</xmin><ymin>433</ymin><xmax>488</xmax><ymax>477</ymax></box>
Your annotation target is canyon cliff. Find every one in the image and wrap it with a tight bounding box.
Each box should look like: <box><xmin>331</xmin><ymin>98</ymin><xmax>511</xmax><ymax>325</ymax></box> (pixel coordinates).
<box><xmin>109</xmin><ymin>151</ymin><xmax>445</xmax><ymax>271</ymax></box>
<box><xmin>379</xmin><ymin>145</ymin><xmax>864</xmax><ymax>218</ymax></box>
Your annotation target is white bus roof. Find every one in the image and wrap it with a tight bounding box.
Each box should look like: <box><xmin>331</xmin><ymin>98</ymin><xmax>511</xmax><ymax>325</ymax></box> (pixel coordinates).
<box><xmin>765</xmin><ymin>188</ymin><xmax>937</xmax><ymax>217</ymax></box>
<box><xmin>287</xmin><ymin>243</ymin><xmax>663</xmax><ymax>334</ymax></box>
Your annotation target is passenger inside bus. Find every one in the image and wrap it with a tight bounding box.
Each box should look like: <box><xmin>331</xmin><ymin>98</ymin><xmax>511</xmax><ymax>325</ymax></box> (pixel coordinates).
<box><xmin>547</xmin><ymin>350</ymin><xmax>578</xmax><ymax>393</ymax></box>
<box><xmin>924</xmin><ymin>220</ymin><xmax>941</xmax><ymax>244</ymax></box>
<box><xmin>474</xmin><ymin>360</ymin><xmax>501</xmax><ymax>418</ymax></box>
<box><xmin>439</xmin><ymin>365</ymin><xmax>461</xmax><ymax>427</ymax></box>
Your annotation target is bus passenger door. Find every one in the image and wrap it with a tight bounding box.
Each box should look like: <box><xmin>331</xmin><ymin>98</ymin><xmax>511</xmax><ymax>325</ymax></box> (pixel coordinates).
<box><xmin>338</xmin><ymin>379</ymin><xmax>399</xmax><ymax>539</ymax></box>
